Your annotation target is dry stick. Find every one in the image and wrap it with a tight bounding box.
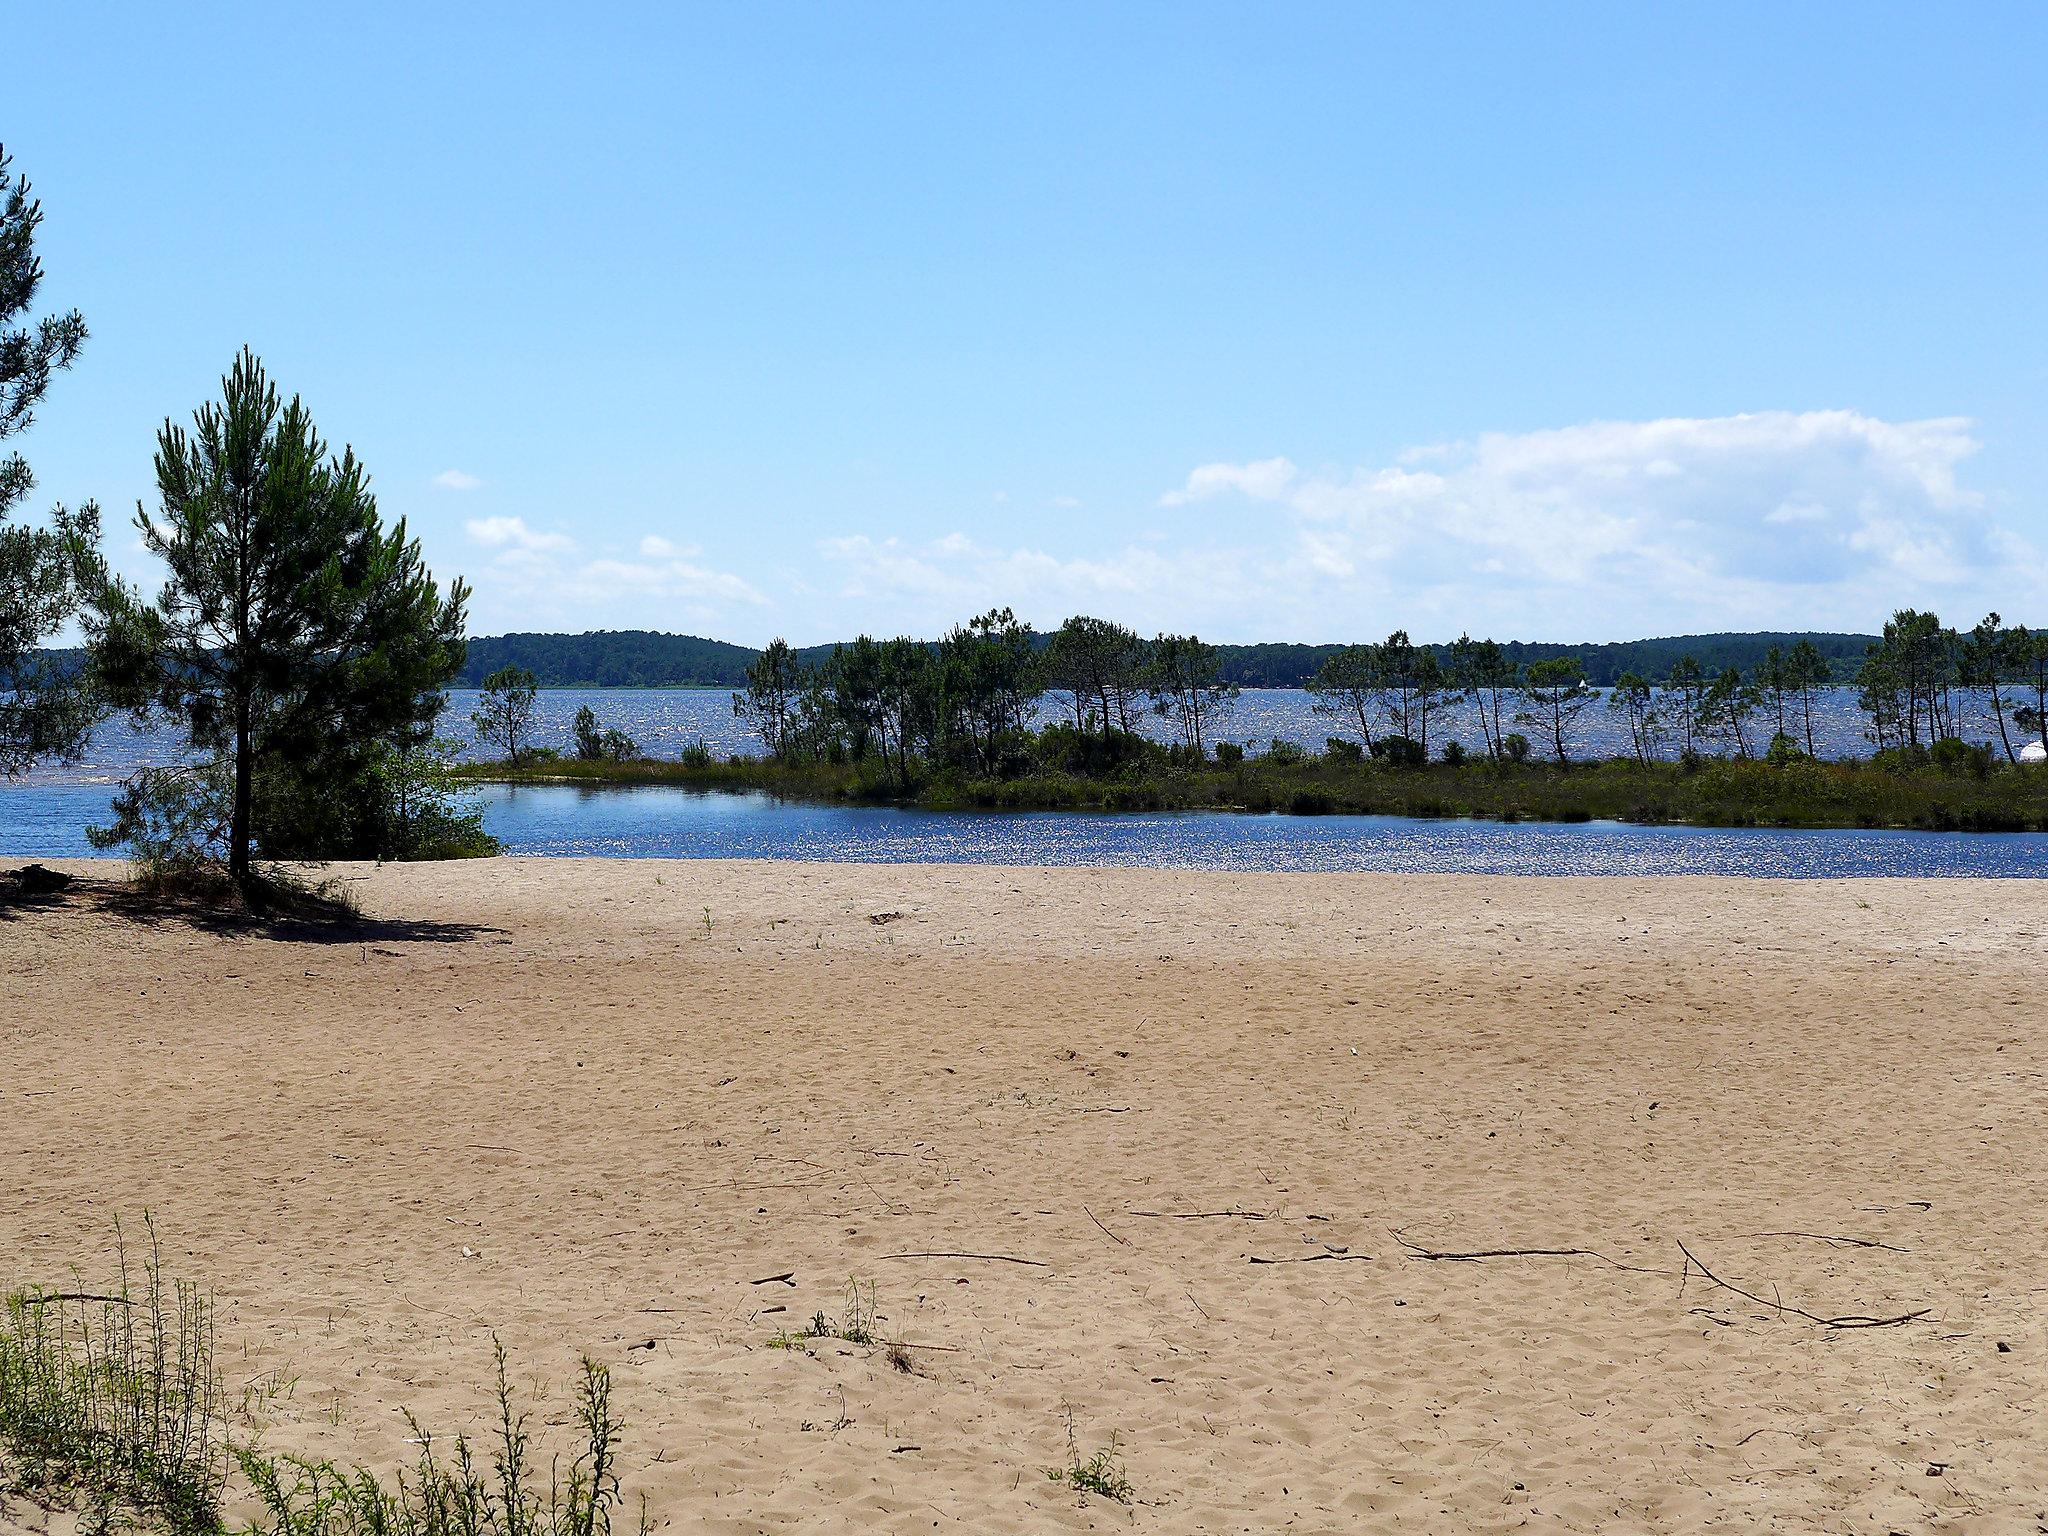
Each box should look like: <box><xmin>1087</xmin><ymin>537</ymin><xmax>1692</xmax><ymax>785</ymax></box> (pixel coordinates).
<box><xmin>1083</xmin><ymin>1206</ymin><xmax>1130</xmax><ymax>1247</ymax></box>
<box><xmin>1391</xmin><ymin>1230</ymin><xmax>1677</xmax><ymax>1277</ymax></box>
<box><xmin>879</xmin><ymin>1251</ymin><xmax>1050</xmax><ymax>1267</ymax></box>
<box><xmin>19</xmin><ymin>1290</ymin><xmax>131</xmax><ymax>1307</ymax></box>
<box><xmin>1129</xmin><ymin>1209</ymin><xmax>1269</xmax><ymax>1221</ymax></box>
<box><xmin>1675</xmin><ymin>1239</ymin><xmax>1928</xmax><ymax>1329</ymax></box>
<box><xmin>1746</xmin><ymin>1230</ymin><xmax>1909</xmax><ymax>1253</ymax></box>
<box><xmin>1247</xmin><ymin>1252</ymin><xmax>1373</xmax><ymax>1265</ymax></box>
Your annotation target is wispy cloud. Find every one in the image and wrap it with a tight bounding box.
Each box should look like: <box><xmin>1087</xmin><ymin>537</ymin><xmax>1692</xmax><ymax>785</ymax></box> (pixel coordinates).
<box><xmin>1157</xmin><ymin>456</ymin><xmax>1298</xmax><ymax>507</ymax></box>
<box><xmin>818</xmin><ymin>532</ymin><xmax>1262</xmax><ymax>634</ymax></box>
<box><xmin>465</xmin><ymin>515</ymin><xmax>574</xmax><ymax>553</ymax></box>
<box><xmin>1152</xmin><ymin>410</ymin><xmax>2034</xmax><ymax>635</ymax></box>
<box><xmin>432</xmin><ymin>469</ymin><xmax>483</xmax><ymax>491</ymax></box>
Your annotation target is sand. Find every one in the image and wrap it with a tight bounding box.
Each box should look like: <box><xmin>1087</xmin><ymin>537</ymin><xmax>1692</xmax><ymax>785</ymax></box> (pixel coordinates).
<box><xmin>3</xmin><ymin>856</ymin><xmax>2047</xmax><ymax>1532</ymax></box>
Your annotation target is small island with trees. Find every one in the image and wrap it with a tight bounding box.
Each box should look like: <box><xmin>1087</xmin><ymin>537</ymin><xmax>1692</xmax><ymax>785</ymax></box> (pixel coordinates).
<box><xmin>464</xmin><ymin>608</ymin><xmax>2048</xmax><ymax>833</ymax></box>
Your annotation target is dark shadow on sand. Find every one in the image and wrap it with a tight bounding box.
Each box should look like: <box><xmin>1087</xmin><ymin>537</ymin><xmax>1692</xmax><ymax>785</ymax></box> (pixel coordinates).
<box><xmin>0</xmin><ymin>867</ymin><xmax>505</xmax><ymax>945</ymax></box>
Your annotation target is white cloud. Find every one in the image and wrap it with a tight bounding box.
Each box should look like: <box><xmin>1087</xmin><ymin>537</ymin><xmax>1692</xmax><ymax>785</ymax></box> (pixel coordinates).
<box><xmin>463</xmin><ymin>529</ymin><xmax>767</xmax><ymax>631</ymax></box>
<box><xmin>1158</xmin><ymin>456</ymin><xmax>1299</xmax><ymax>507</ymax></box>
<box><xmin>432</xmin><ymin>469</ymin><xmax>483</xmax><ymax>491</ymax></box>
<box><xmin>579</xmin><ymin>556</ymin><xmax>765</xmax><ymax>605</ymax></box>
<box><xmin>637</xmin><ymin>534</ymin><xmax>695</xmax><ymax>559</ymax></box>
<box><xmin>465</xmin><ymin>515</ymin><xmax>574</xmax><ymax>553</ymax></box>
<box><xmin>1156</xmin><ymin>410</ymin><xmax>2036</xmax><ymax>635</ymax></box>
<box><xmin>818</xmin><ymin>531</ymin><xmax>1259</xmax><ymax>634</ymax></box>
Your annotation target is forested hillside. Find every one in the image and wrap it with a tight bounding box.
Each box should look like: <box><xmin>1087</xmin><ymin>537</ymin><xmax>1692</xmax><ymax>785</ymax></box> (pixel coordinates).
<box><xmin>454</xmin><ymin>628</ymin><xmax>1880</xmax><ymax>689</ymax></box>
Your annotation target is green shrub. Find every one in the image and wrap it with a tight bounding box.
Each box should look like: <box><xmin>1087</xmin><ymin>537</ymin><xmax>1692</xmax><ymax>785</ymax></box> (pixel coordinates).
<box><xmin>1214</xmin><ymin>741</ymin><xmax>1244</xmax><ymax>767</ymax></box>
<box><xmin>1440</xmin><ymin>740</ymin><xmax>1467</xmax><ymax>765</ymax></box>
<box><xmin>1502</xmin><ymin>733</ymin><xmax>1532</xmax><ymax>764</ymax></box>
<box><xmin>1930</xmin><ymin>736</ymin><xmax>1994</xmax><ymax>779</ymax></box>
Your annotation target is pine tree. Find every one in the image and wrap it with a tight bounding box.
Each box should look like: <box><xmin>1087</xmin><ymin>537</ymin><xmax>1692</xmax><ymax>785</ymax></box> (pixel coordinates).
<box><xmin>0</xmin><ymin>144</ymin><xmax>99</xmax><ymax>776</ymax></box>
<box><xmin>82</xmin><ymin>349</ymin><xmax>469</xmax><ymax>886</ymax></box>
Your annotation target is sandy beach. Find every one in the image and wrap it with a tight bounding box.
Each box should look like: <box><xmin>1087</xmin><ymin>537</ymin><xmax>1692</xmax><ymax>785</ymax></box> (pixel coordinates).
<box><xmin>4</xmin><ymin>857</ymin><xmax>2047</xmax><ymax>1532</ymax></box>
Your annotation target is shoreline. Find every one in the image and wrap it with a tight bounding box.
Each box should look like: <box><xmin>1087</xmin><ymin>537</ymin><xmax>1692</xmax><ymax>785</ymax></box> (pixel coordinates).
<box><xmin>457</xmin><ymin>750</ymin><xmax>2048</xmax><ymax>833</ymax></box>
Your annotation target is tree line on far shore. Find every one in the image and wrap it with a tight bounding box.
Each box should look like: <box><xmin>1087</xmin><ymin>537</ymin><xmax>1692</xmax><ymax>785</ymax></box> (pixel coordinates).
<box><xmin>452</xmin><ymin>626</ymin><xmax>1881</xmax><ymax>692</ymax></box>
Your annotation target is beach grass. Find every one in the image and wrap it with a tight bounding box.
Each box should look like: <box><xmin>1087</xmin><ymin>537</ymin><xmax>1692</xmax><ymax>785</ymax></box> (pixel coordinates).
<box><xmin>1</xmin><ymin>1231</ymin><xmax>634</xmax><ymax>1536</ymax></box>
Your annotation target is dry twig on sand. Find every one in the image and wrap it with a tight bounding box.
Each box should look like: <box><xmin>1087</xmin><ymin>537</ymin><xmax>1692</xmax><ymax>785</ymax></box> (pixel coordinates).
<box><xmin>1676</xmin><ymin>1240</ymin><xmax>1927</xmax><ymax>1328</ymax></box>
<box><xmin>1128</xmin><ymin>1208</ymin><xmax>1269</xmax><ymax>1221</ymax></box>
<box><xmin>879</xmin><ymin>1251</ymin><xmax>1050</xmax><ymax>1267</ymax></box>
<box><xmin>1246</xmin><ymin>1252</ymin><xmax>1372</xmax><ymax>1265</ymax></box>
<box><xmin>1745</xmin><ymin>1230</ymin><xmax>1909</xmax><ymax>1253</ymax></box>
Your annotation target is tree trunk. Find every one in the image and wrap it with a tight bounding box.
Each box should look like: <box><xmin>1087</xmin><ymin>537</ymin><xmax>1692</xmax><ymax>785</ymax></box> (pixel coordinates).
<box><xmin>1989</xmin><ymin>677</ymin><xmax>2017</xmax><ymax>763</ymax></box>
<box><xmin>230</xmin><ymin>696</ymin><xmax>253</xmax><ymax>888</ymax></box>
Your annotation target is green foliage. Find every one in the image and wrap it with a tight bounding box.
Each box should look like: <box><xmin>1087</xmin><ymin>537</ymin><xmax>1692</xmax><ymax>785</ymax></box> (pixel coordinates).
<box><xmin>0</xmin><ymin>143</ymin><xmax>100</xmax><ymax>776</ymax></box>
<box><xmin>1440</xmin><ymin>739</ymin><xmax>1467</xmax><ymax>766</ymax></box>
<box><xmin>81</xmin><ymin>350</ymin><xmax>468</xmax><ymax>882</ymax></box>
<box><xmin>1145</xmin><ymin>632</ymin><xmax>1237</xmax><ymax>754</ymax></box>
<box><xmin>1764</xmin><ymin>732</ymin><xmax>1806</xmax><ymax>766</ymax></box>
<box><xmin>3</xmin><ymin>1232</ymin><xmax>630</xmax><ymax>1536</ymax></box>
<box><xmin>768</xmin><ymin>1281</ymin><xmax>880</xmax><ymax>1352</ymax></box>
<box><xmin>479</xmin><ymin>741</ymin><xmax>2048</xmax><ymax>831</ymax></box>
<box><xmin>1605</xmin><ymin>671</ymin><xmax>1661</xmax><ymax>765</ymax></box>
<box><xmin>1046</xmin><ymin>1414</ymin><xmax>1132</xmax><ymax>1505</ymax></box>
<box><xmin>0</xmin><ymin>1218</ymin><xmax>225</xmax><ymax>1531</ymax></box>
<box><xmin>237</xmin><ymin>1344</ymin><xmax>629</xmax><ymax>1536</ymax></box>
<box><xmin>733</xmin><ymin>638</ymin><xmax>802</xmax><ymax>757</ymax></box>
<box><xmin>1322</xmin><ymin>737</ymin><xmax>1363</xmax><ymax>765</ymax></box>
<box><xmin>88</xmin><ymin>765</ymin><xmax>232</xmax><ymax>887</ymax></box>
<box><xmin>1502</xmin><ymin>732</ymin><xmax>1532</xmax><ymax>764</ymax></box>
<box><xmin>255</xmin><ymin>737</ymin><xmax>497</xmax><ymax>861</ymax></box>
<box><xmin>1214</xmin><ymin>740</ymin><xmax>1244</xmax><ymax>767</ymax></box>
<box><xmin>1369</xmin><ymin>735</ymin><xmax>1425</xmax><ymax>767</ymax></box>
<box><xmin>453</xmin><ymin>628</ymin><xmax>1876</xmax><ymax>691</ymax></box>
<box><xmin>1930</xmin><ymin>736</ymin><xmax>1993</xmax><ymax>779</ymax></box>
<box><xmin>472</xmin><ymin>667</ymin><xmax>539</xmax><ymax>766</ymax></box>
<box><xmin>1516</xmin><ymin>657</ymin><xmax>1595</xmax><ymax>764</ymax></box>
<box><xmin>1044</xmin><ymin>616</ymin><xmax>1146</xmax><ymax>742</ymax></box>
<box><xmin>571</xmin><ymin>704</ymin><xmax>637</xmax><ymax>764</ymax></box>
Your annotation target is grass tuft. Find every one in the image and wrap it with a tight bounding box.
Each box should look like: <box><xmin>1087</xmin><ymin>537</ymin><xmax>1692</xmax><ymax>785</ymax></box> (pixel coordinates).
<box><xmin>2</xmin><ymin>1228</ymin><xmax>636</xmax><ymax>1536</ymax></box>
<box><xmin>0</xmin><ymin>1216</ymin><xmax>226</xmax><ymax>1531</ymax></box>
<box><xmin>1046</xmin><ymin>1409</ymin><xmax>1133</xmax><ymax>1505</ymax></box>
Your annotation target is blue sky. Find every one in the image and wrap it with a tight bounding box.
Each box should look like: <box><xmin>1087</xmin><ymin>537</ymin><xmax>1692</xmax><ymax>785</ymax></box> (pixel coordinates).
<box><xmin>12</xmin><ymin>2</ymin><xmax>2047</xmax><ymax>645</ymax></box>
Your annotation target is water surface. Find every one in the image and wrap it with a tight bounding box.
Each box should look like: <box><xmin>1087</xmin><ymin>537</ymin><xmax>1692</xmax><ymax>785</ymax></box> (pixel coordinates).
<box><xmin>8</xmin><ymin>779</ymin><xmax>2043</xmax><ymax>878</ymax></box>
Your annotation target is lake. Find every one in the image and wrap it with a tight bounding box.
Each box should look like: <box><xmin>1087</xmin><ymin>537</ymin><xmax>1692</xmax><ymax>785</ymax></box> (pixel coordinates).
<box><xmin>7</xmin><ymin>687</ymin><xmax>2047</xmax><ymax>877</ymax></box>
<box><xmin>6</xmin><ymin>778</ymin><xmax>2047</xmax><ymax>878</ymax></box>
